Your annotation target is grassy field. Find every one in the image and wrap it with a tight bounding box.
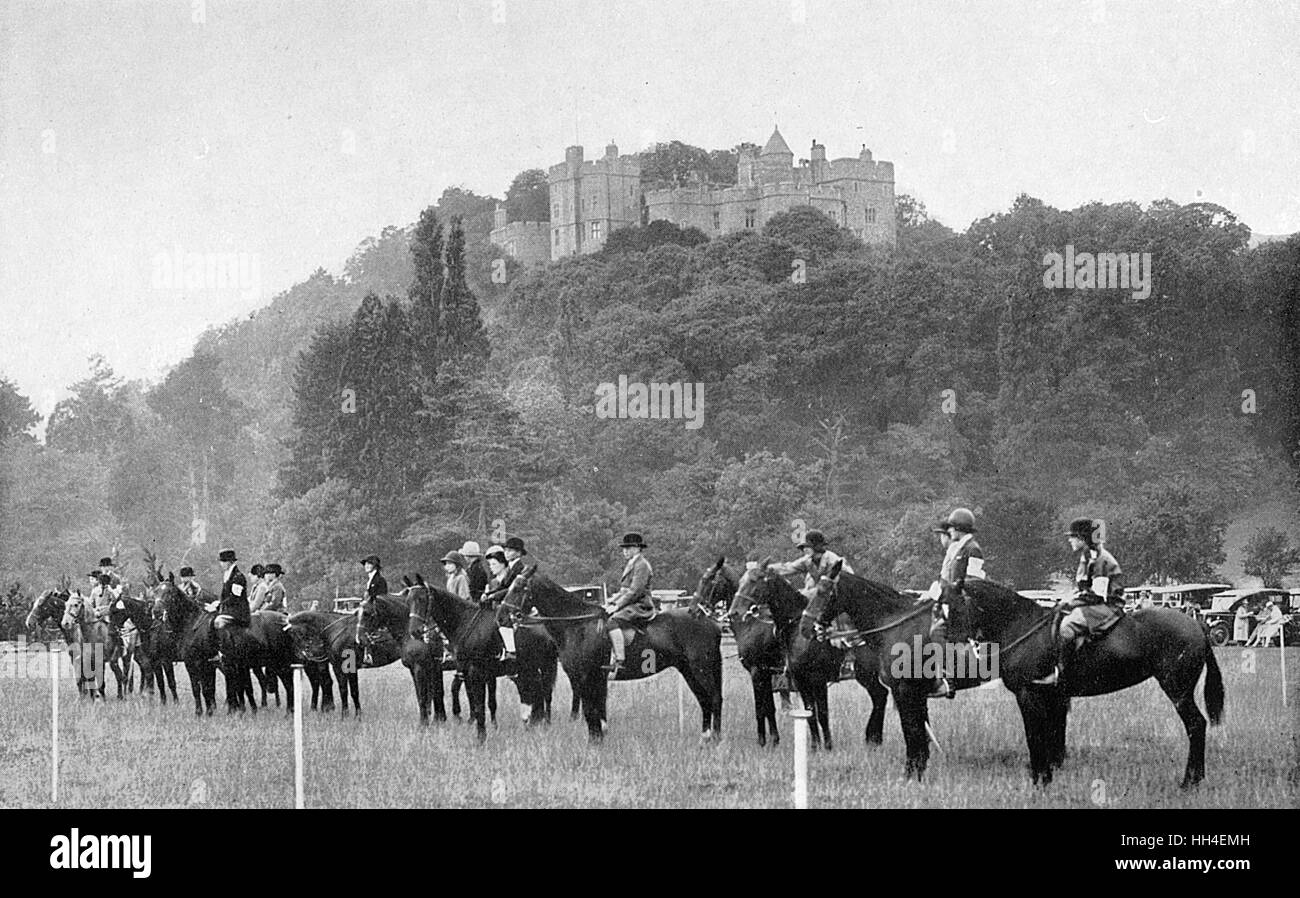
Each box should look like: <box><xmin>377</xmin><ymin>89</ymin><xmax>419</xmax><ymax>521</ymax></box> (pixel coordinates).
<box><xmin>0</xmin><ymin>646</ymin><xmax>1295</xmax><ymax>809</ymax></box>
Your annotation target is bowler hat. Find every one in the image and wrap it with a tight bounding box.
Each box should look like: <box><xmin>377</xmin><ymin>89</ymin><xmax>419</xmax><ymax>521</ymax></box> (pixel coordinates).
<box><xmin>179</xmin><ymin>566</ymin><xmax>195</xmax><ymax>577</ymax></box>
<box><xmin>218</xmin><ymin>549</ymin><xmax>237</xmax><ymax>562</ymax></box>
<box><xmin>250</xmin><ymin>564</ymin><xmax>265</xmax><ymax>577</ymax></box>
<box><xmin>459</xmin><ymin>540</ymin><xmax>482</xmax><ymax>557</ymax></box>
<box><xmin>618</xmin><ymin>532</ymin><xmax>648</xmax><ymax>549</ymax></box>
<box><xmin>360</xmin><ymin>554</ymin><xmax>381</xmax><ymax>567</ymax></box>
<box><xmin>484</xmin><ymin>547</ymin><xmax>507</xmax><ymax>565</ymax></box>
<box><xmin>265</xmin><ymin>563</ymin><xmax>283</xmax><ymax>576</ymax></box>
<box><xmin>503</xmin><ymin>537</ymin><xmax>528</xmax><ymax>555</ymax></box>
<box><xmin>441</xmin><ymin>551</ymin><xmax>467</xmax><ymax>568</ymax></box>
<box><xmin>1065</xmin><ymin>517</ymin><xmax>1096</xmax><ymax>543</ymax></box>
<box><xmin>99</xmin><ymin>556</ymin><xmax>114</xmax><ymax>568</ymax></box>
<box><xmin>797</xmin><ymin>530</ymin><xmax>828</xmax><ymax>550</ymax></box>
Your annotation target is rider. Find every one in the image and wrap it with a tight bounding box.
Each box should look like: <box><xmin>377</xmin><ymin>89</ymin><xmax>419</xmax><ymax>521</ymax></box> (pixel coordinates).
<box><xmin>90</xmin><ymin>573</ymin><xmax>115</xmax><ymax>622</ymax></box>
<box><xmin>246</xmin><ymin>564</ymin><xmax>268</xmax><ymax>612</ymax></box>
<box><xmin>480</xmin><ymin>546</ymin><xmax>518</xmax><ymax>661</ymax></box>
<box><xmin>770</xmin><ymin>529</ymin><xmax>854</xmax><ymax>600</ymax></box>
<box><xmin>460</xmin><ymin>540</ymin><xmax>490</xmax><ymax>602</ymax></box>
<box><xmin>603</xmin><ymin>532</ymin><xmax>654</xmax><ymax>677</ymax></box>
<box><xmin>485</xmin><ymin>538</ymin><xmax>531</xmax><ymax>661</ymax></box>
<box><xmin>178</xmin><ymin>566</ymin><xmax>202</xmax><ymax>600</ymax></box>
<box><xmin>259</xmin><ymin>564</ymin><xmax>287</xmax><ymax>613</ymax></box>
<box><xmin>209</xmin><ymin>549</ymin><xmax>250</xmax><ymax>630</ymax></box>
<box><xmin>1032</xmin><ymin>518</ymin><xmax>1123</xmax><ymax>686</ymax></box>
<box><xmin>442</xmin><ymin>551</ymin><xmax>470</xmax><ymax>599</ymax></box>
<box><xmin>356</xmin><ymin>555</ymin><xmax>388</xmax><ymax>666</ymax></box>
<box><xmin>927</xmin><ymin>507</ymin><xmax>986</xmax><ymax>697</ymax></box>
<box><xmin>97</xmin><ymin>556</ymin><xmax>127</xmax><ymax>594</ymax></box>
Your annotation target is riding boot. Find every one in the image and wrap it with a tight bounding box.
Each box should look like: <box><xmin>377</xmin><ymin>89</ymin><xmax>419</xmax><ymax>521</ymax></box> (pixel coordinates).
<box><xmin>604</xmin><ymin>627</ymin><xmax>625</xmax><ymax>676</ymax></box>
<box><xmin>498</xmin><ymin>626</ymin><xmax>516</xmax><ymax>662</ymax></box>
<box><xmin>926</xmin><ymin>608</ymin><xmax>953</xmax><ymax>698</ymax></box>
<box><xmin>1032</xmin><ymin>637</ymin><xmax>1072</xmax><ymax>686</ymax></box>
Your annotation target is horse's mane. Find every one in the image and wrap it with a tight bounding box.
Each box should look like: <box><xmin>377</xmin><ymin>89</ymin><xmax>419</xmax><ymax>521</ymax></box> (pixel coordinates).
<box><xmin>835</xmin><ymin>571</ymin><xmax>916</xmax><ymax>613</ymax></box>
<box><xmin>527</xmin><ymin>573</ymin><xmax>598</xmax><ymax>613</ymax></box>
<box><xmin>962</xmin><ymin>579</ymin><xmax>1048</xmax><ymax>629</ymax></box>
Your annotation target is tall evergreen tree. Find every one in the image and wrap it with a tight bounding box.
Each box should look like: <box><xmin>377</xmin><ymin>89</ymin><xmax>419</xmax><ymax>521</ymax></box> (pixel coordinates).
<box><xmin>439</xmin><ymin>217</ymin><xmax>490</xmax><ymax>372</ymax></box>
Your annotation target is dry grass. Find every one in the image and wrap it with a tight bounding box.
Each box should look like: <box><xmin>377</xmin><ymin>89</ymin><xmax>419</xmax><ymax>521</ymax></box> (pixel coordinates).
<box><xmin>0</xmin><ymin>647</ymin><xmax>1295</xmax><ymax>809</ymax></box>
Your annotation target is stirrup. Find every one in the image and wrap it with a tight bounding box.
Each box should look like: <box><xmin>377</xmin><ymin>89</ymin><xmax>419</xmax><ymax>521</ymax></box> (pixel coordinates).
<box><xmin>499</xmin><ymin>649</ymin><xmax>516</xmax><ymax>662</ymax></box>
<box><xmin>928</xmin><ymin>678</ymin><xmax>952</xmax><ymax>698</ymax></box>
<box><xmin>1030</xmin><ymin>667</ymin><xmax>1060</xmax><ymax>686</ymax></box>
<box><xmin>602</xmin><ymin>658</ymin><xmax>623</xmax><ymax>676</ymax></box>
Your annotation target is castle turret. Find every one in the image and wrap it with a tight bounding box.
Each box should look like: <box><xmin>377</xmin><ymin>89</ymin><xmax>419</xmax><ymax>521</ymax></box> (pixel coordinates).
<box><xmin>759</xmin><ymin>125</ymin><xmax>794</xmax><ymax>182</ymax></box>
<box><xmin>737</xmin><ymin>145</ymin><xmax>756</xmax><ymax>186</ymax></box>
<box><xmin>605</xmin><ymin>140</ymin><xmax>619</xmax><ymax>159</ymax></box>
<box><xmin>859</xmin><ymin>144</ymin><xmax>873</xmax><ymax>163</ymax></box>
<box><xmin>810</xmin><ymin>139</ymin><xmax>828</xmax><ymax>183</ymax></box>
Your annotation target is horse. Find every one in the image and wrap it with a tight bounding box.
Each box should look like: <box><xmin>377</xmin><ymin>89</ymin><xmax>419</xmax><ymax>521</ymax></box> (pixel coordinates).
<box><xmin>215</xmin><ymin>606</ymin><xmax>297</xmax><ymax>716</ymax></box>
<box><xmin>107</xmin><ymin>593</ymin><xmax>178</xmax><ymax>704</ymax></box>
<box><xmin>354</xmin><ymin>588</ymin><xmax>450</xmax><ymax>725</ymax></box>
<box><xmin>158</xmin><ymin>579</ymin><xmax>225</xmax><ymax>716</ymax></box>
<box><xmin>284</xmin><ymin>610</ymin><xmax>376</xmax><ymax>715</ymax></box>
<box><xmin>809</xmin><ymin>563</ymin><xmax>956</xmax><ymax>779</ymax></box>
<box><xmin>949</xmin><ymin>579</ymin><xmax>1225</xmax><ymax>788</ymax></box>
<box><xmin>402</xmin><ymin>575</ymin><xmax>557</xmax><ymax>743</ymax></box>
<box><xmin>732</xmin><ymin>561</ymin><xmax>889</xmax><ymax>751</ymax></box>
<box><xmin>58</xmin><ymin>594</ymin><xmax>125</xmax><ymax>700</ymax></box>
<box><xmin>512</xmin><ymin>566</ymin><xmax>722</xmax><ymax>744</ymax></box>
<box><xmin>450</xmin><ymin>667</ymin><xmax>498</xmax><ymax>724</ymax></box>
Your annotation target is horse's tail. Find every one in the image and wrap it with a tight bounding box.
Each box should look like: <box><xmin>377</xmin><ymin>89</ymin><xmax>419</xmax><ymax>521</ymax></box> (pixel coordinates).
<box><xmin>1202</xmin><ymin>633</ymin><xmax>1225</xmax><ymax>726</ymax></box>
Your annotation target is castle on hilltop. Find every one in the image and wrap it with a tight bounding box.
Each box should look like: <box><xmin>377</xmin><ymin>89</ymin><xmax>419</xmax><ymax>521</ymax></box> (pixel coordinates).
<box><xmin>490</xmin><ymin>127</ymin><xmax>897</xmax><ymax>265</ymax></box>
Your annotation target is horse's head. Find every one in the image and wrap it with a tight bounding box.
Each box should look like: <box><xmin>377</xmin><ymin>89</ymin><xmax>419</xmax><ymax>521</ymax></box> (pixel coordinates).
<box><xmin>158</xmin><ymin>577</ymin><xmax>197</xmax><ymax>632</ymax></box>
<box><xmin>694</xmin><ymin>557</ymin><xmax>735</xmax><ymax>615</ymax></box>
<box><xmin>951</xmin><ymin>579</ymin><xmax>1029</xmax><ymax>642</ymax></box>
<box><xmin>503</xmin><ymin>562</ymin><xmax>539</xmax><ymax>611</ymax></box>
<box><xmin>732</xmin><ymin>558</ymin><xmax>798</xmax><ymax>622</ymax></box>
<box><xmin>61</xmin><ymin>593</ymin><xmax>87</xmax><ymax>631</ymax></box>
<box><xmin>26</xmin><ymin>589</ymin><xmax>67</xmax><ymax>632</ymax></box>
<box><xmin>811</xmin><ymin>559</ymin><xmax>845</xmax><ymax>630</ymax></box>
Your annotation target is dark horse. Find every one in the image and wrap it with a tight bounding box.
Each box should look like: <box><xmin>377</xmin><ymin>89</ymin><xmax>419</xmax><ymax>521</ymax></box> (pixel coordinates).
<box><xmin>216</xmin><ymin>607</ymin><xmax>297</xmax><ymax>716</ymax></box>
<box><xmin>731</xmin><ymin>561</ymin><xmax>889</xmax><ymax>751</ymax></box>
<box><xmin>402</xmin><ymin>575</ymin><xmax>557</xmax><ymax>743</ymax></box>
<box><xmin>108</xmin><ymin>593</ymin><xmax>179</xmax><ymax>704</ymax></box>
<box><xmin>949</xmin><ymin>579</ymin><xmax>1225</xmax><ymax>788</ymax></box>
<box><xmin>158</xmin><ymin>579</ymin><xmax>228</xmax><ymax>716</ymax></box>
<box><xmin>284</xmin><ymin>610</ymin><xmax>361</xmax><ymax>713</ymax></box>
<box><xmin>512</xmin><ymin>567</ymin><xmax>723</xmax><ymax>744</ymax></box>
<box><xmin>355</xmin><ymin>589</ymin><xmax>450</xmax><ymax>725</ymax></box>
<box><xmin>811</xmin><ymin>563</ymin><xmax>960</xmax><ymax>779</ymax></box>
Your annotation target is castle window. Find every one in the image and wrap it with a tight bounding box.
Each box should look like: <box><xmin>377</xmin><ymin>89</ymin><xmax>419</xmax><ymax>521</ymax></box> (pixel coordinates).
<box><xmin>554</xmin><ymin>230</ymin><xmax>560</xmax><ymax>247</ymax></box>
<box><xmin>745</xmin><ymin>209</ymin><xmax>756</xmax><ymax>229</ymax></box>
<box><xmin>712</xmin><ymin>211</ymin><xmax>721</xmax><ymax>231</ymax></box>
<box><xmin>553</xmin><ymin>202</ymin><xmax>560</xmax><ymax>218</ymax></box>
<box><xmin>591</xmin><ymin>220</ymin><xmax>602</xmax><ymax>241</ymax></box>
<box><xmin>866</xmin><ymin>206</ymin><xmax>877</xmax><ymax>225</ymax></box>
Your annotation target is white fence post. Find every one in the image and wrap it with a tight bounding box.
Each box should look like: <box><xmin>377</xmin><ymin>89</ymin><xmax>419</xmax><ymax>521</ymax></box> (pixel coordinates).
<box><xmin>791</xmin><ymin>708</ymin><xmax>812</xmax><ymax>809</ymax></box>
<box><xmin>1281</xmin><ymin>639</ymin><xmax>1289</xmax><ymax>708</ymax></box>
<box><xmin>51</xmin><ymin>646</ymin><xmax>59</xmax><ymax>804</ymax></box>
<box><xmin>293</xmin><ymin>664</ymin><xmax>304</xmax><ymax>809</ymax></box>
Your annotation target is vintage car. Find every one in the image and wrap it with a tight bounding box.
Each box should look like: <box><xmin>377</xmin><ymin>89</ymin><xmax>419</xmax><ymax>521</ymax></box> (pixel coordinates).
<box><xmin>332</xmin><ymin>596</ymin><xmax>363</xmax><ymax>614</ymax></box>
<box><xmin>1201</xmin><ymin>587</ymin><xmax>1298</xmax><ymax>646</ymax></box>
<box><xmin>1123</xmin><ymin>583</ymin><xmax>1231</xmax><ymax>614</ymax></box>
<box><xmin>562</xmin><ymin>584</ymin><xmax>606</xmax><ymax>604</ymax></box>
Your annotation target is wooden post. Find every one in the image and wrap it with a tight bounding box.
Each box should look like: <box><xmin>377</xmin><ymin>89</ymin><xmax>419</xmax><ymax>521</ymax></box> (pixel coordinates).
<box><xmin>50</xmin><ymin>645</ymin><xmax>59</xmax><ymax>804</ymax></box>
<box><xmin>791</xmin><ymin>708</ymin><xmax>812</xmax><ymax>809</ymax></box>
<box><xmin>293</xmin><ymin>663</ymin><xmax>304</xmax><ymax>809</ymax></box>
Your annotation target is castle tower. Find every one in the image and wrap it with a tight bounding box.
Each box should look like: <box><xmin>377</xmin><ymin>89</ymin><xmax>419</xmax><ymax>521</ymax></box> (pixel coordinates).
<box><xmin>547</xmin><ymin>141</ymin><xmax>641</xmax><ymax>260</ymax></box>
<box><xmin>810</xmin><ymin>139</ymin><xmax>829</xmax><ymax>184</ymax></box>
<box><xmin>759</xmin><ymin>126</ymin><xmax>794</xmax><ymax>183</ymax></box>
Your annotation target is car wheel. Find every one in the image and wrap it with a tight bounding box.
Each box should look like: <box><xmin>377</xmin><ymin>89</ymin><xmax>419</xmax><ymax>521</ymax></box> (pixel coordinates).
<box><xmin>1208</xmin><ymin>623</ymin><xmax>1229</xmax><ymax>646</ymax></box>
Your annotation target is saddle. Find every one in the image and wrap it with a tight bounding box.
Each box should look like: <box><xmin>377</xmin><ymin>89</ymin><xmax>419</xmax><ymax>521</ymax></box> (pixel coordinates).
<box><xmin>1055</xmin><ymin>601</ymin><xmax>1125</xmax><ymax>648</ymax></box>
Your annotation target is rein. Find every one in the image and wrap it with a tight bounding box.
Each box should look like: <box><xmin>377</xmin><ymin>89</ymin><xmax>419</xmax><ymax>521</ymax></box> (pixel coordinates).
<box><xmin>821</xmin><ymin>599</ymin><xmax>935</xmax><ymax>641</ymax></box>
<box><xmin>977</xmin><ymin>605</ymin><xmax>1056</xmax><ymax>657</ymax></box>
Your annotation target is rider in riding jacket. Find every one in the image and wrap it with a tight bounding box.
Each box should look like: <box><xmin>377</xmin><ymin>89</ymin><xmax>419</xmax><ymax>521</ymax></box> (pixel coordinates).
<box><xmin>258</xmin><ymin>564</ymin><xmax>288</xmax><ymax>613</ymax></box>
<box><xmin>927</xmin><ymin>507</ymin><xmax>986</xmax><ymax>697</ymax></box>
<box><xmin>771</xmin><ymin>530</ymin><xmax>854</xmax><ymax>599</ymax></box>
<box><xmin>1032</xmin><ymin>518</ymin><xmax>1123</xmax><ymax>686</ymax></box>
<box><xmin>483</xmin><ymin>537</ymin><xmax>531</xmax><ymax>661</ymax></box>
<box><xmin>210</xmin><ymin>549</ymin><xmax>250</xmax><ymax>630</ymax></box>
<box><xmin>603</xmin><ymin>532</ymin><xmax>654</xmax><ymax>677</ymax></box>
<box><xmin>356</xmin><ymin>555</ymin><xmax>388</xmax><ymax>665</ymax></box>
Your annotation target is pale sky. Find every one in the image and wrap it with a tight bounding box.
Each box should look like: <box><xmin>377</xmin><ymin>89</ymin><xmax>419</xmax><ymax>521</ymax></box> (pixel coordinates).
<box><xmin>2</xmin><ymin>0</ymin><xmax>1297</xmax><ymax>428</ymax></box>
